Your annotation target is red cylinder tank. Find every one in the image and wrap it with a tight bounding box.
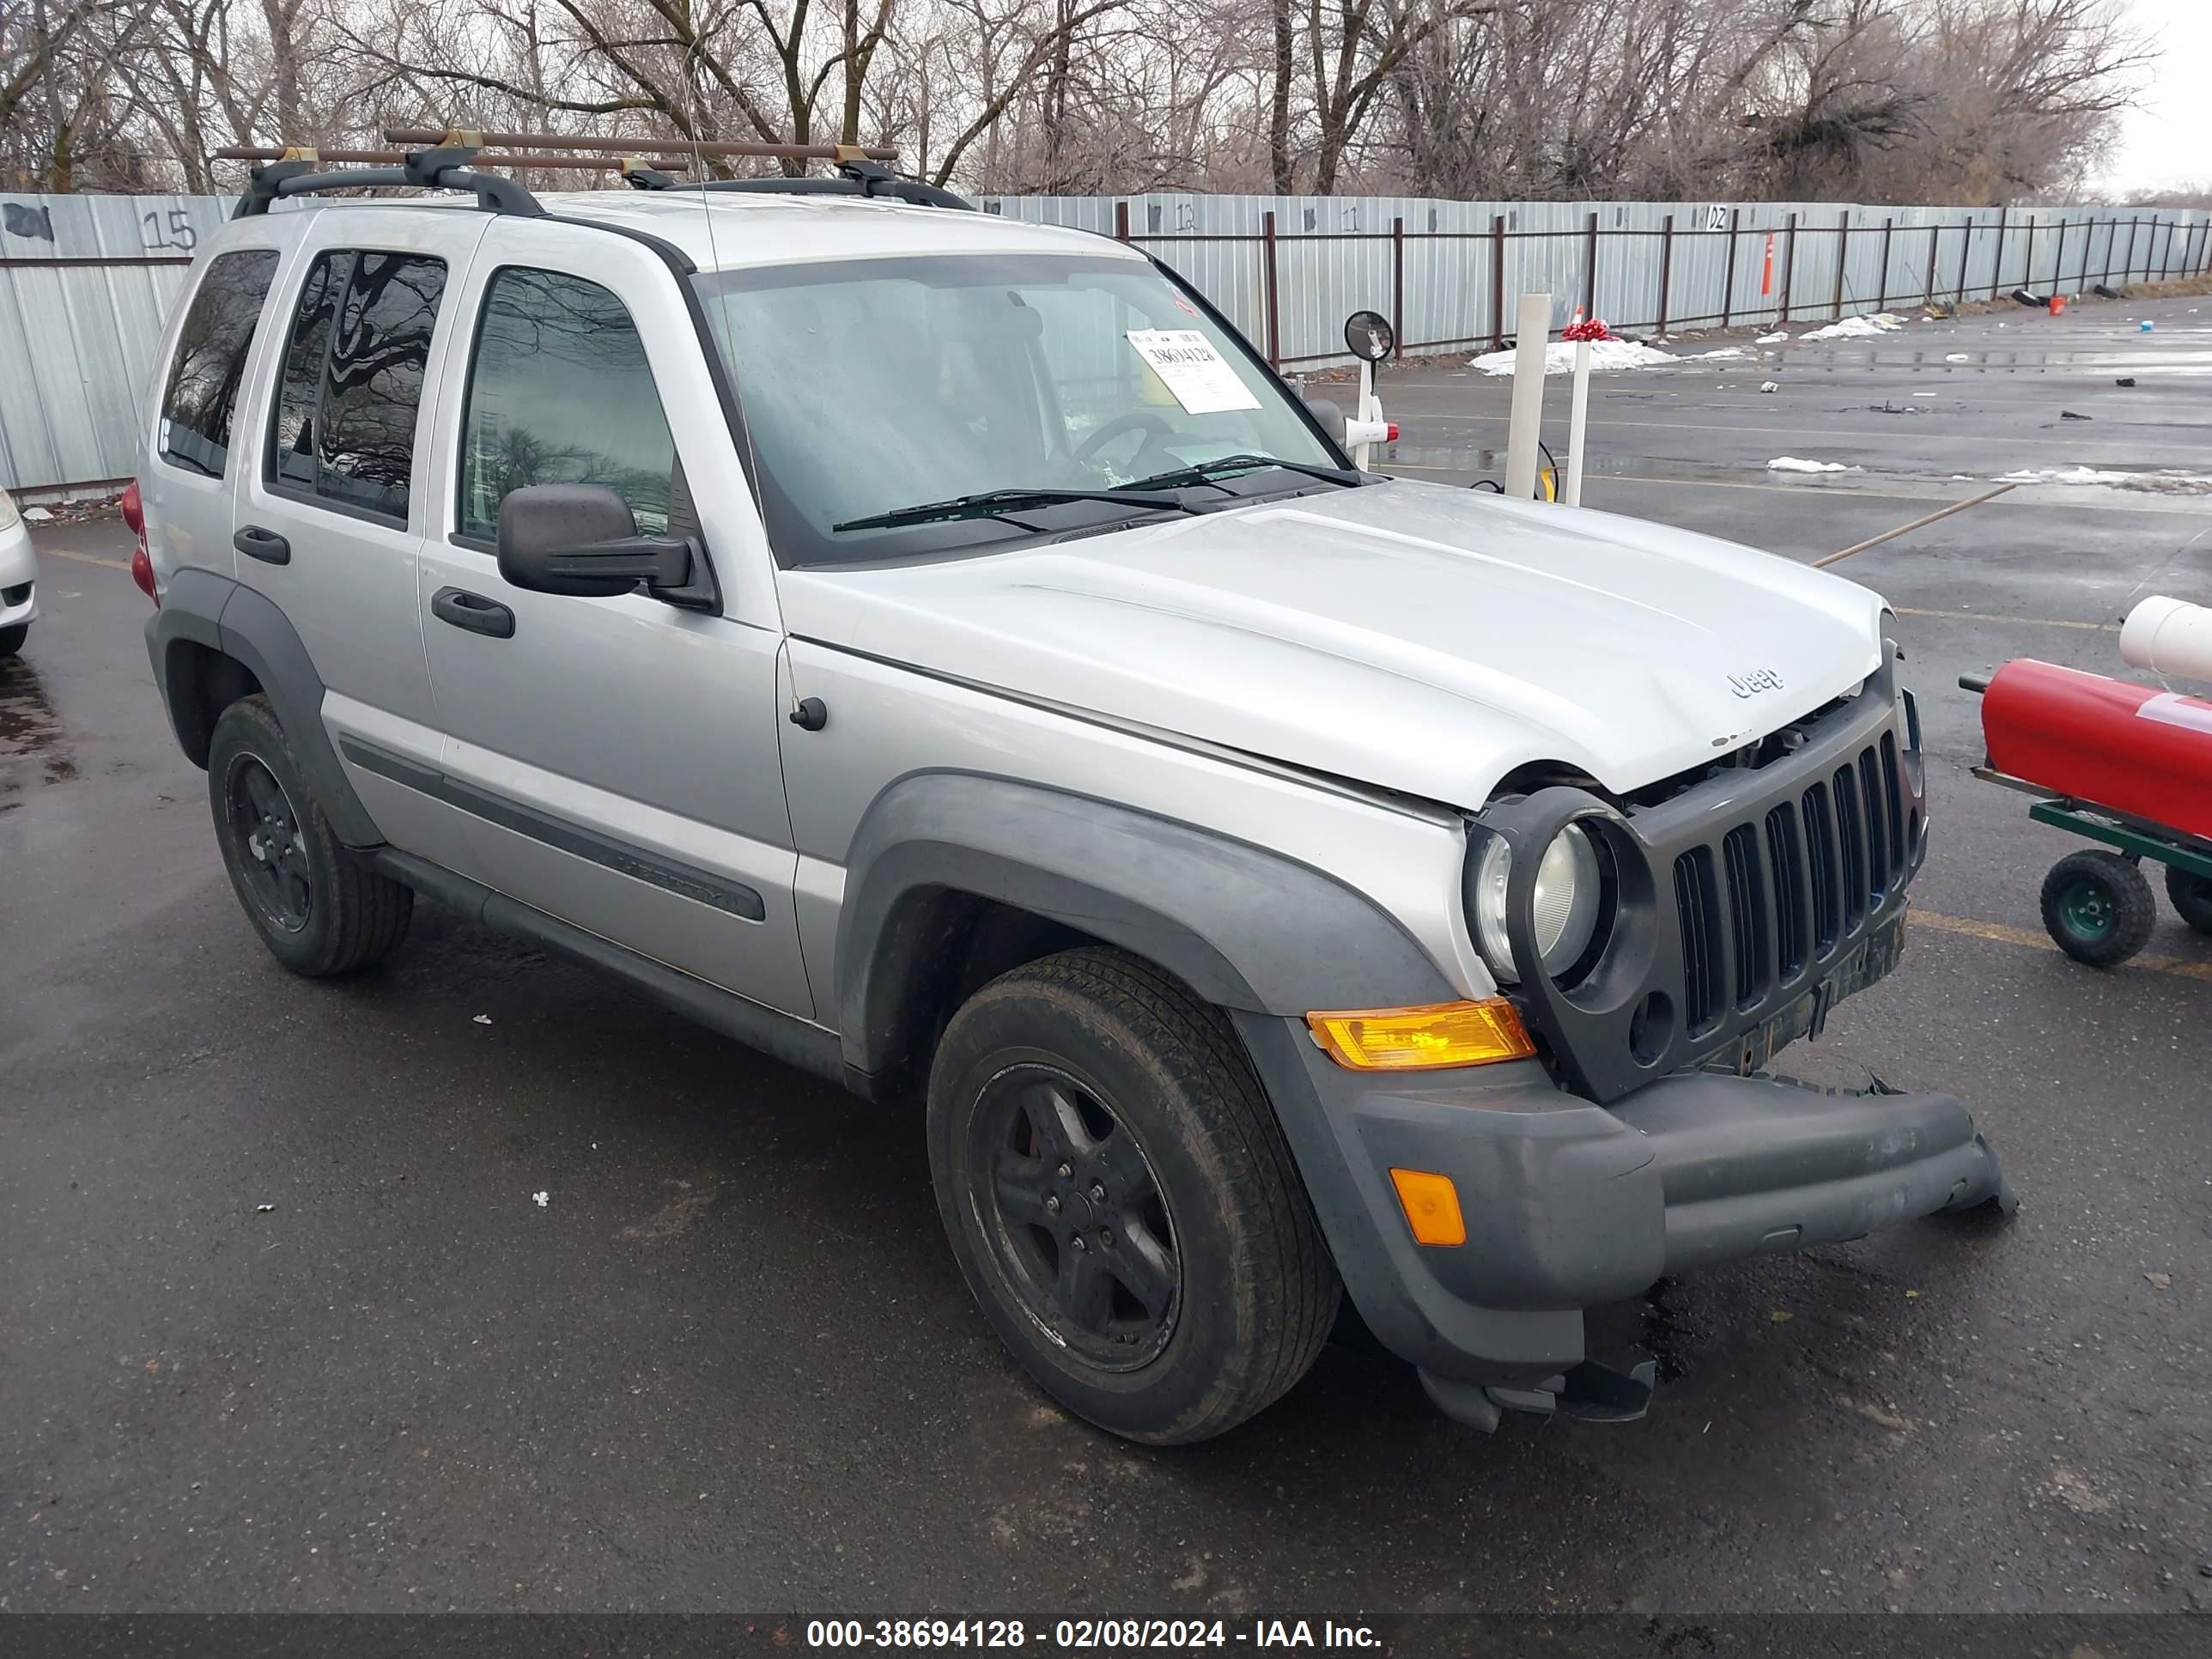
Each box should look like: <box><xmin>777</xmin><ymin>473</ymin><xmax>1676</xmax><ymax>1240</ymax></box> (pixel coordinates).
<box><xmin>1981</xmin><ymin>659</ymin><xmax>2212</xmax><ymax>840</ymax></box>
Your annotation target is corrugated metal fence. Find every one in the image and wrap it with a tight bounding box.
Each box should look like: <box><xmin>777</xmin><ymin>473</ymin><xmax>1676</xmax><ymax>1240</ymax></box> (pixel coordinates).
<box><xmin>3</xmin><ymin>188</ymin><xmax>2207</xmax><ymax>494</ymax></box>
<box><xmin>981</xmin><ymin>194</ymin><xmax>2212</xmax><ymax>371</ymax></box>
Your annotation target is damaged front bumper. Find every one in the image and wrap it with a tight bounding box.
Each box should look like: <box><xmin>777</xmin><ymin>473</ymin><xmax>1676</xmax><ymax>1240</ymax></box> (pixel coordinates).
<box><xmin>1237</xmin><ymin>1012</ymin><xmax>2015</xmax><ymax>1431</ymax></box>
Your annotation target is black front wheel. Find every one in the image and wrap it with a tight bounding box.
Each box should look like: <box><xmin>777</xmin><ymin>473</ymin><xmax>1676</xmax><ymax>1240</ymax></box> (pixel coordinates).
<box><xmin>206</xmin><ymin>695</ymin><xmax>413</xmax><ymax>976</ymax></box>
<box><xmin>927</xmin><ymin>948</ymin><xmax>1340</xmax><ymax>1444</ymax></box>
<box><xmin>2039</xmin><ymin>849</ymin><xmax>2154</xmax><ymax>967</ymax></box>
<box><xmin>2166</xmin><ymin>866</ymin><xmax>2212</xmax><ymax>936</ymax></box>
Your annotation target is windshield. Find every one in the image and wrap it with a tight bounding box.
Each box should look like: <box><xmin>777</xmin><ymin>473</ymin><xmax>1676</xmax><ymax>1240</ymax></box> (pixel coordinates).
<box><xmin>693</xmin><ymin>252</ymin><xmax>1343</xmax><ymax>565</ymax></box>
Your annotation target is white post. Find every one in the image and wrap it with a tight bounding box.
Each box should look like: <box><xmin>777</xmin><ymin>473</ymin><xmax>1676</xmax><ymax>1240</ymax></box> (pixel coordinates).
<box><xmin>1502</xmin><ymin>292</ymin><xmax>1551</xmax><ymax>501</ymax></box>
<box><xmin>1563</xmin><ymin>339</ymin><xmax>1592</xmax><ymax>506</ymax></box>
<box><xmin>1352</xmin><ymin>358</ymin><xmax>1376</xmax><ymax>471</ymax></box>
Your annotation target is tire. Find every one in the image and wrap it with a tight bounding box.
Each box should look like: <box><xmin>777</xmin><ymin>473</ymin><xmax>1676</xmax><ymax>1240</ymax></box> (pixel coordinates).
<box><xmin>2039</xmin><ymin>849</ymin><xmax>2154</xmax><ymax>967</ymax></box>
<box><xmin>0</xmin><ymin>623</ymin><xmax>25</xmax><ymax>659</ymax></box>
<box><xmin>927</xmin><ymin>946</ymin><xmax>1340</xmax><ymax>1444</ymax></box>
<box><xmin>206</xmin><ymin>694</ymin><xmax>412</xmax><ymax>976</ymax></box>
<box><xmin>2166</xmin><ymin>866</ymin><xmax>2212</xmax><ymax>936</ymax></box>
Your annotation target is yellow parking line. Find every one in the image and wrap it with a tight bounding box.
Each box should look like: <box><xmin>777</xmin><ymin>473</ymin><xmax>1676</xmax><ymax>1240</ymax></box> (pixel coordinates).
<box><xmin>41</xmin><ymin>545</ymin><xmax>131</xmax><ymax>572</ymax></box>
<box><xmin>1913</xmin><ymin>908</ymin><xmax>2212</xmax><ymax>981</ymax></box>
<box><xmin>1891</xmin><ymin>606</ymin><xmax>2120</xmax><ymax>631</ymax></box>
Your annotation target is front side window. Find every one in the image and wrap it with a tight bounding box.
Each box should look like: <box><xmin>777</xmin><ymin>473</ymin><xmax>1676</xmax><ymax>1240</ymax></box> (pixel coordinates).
<box><xmin>692</xmin><ymin>252</ymin><xmax>1341</xmax><ymax>566</ymax></box>
<box><xmin>457</xmin><ymin>268</ymin><xmax>676</xmax><ymax>541</ymax></box>
<box><xmin>268</xmin><ymin>249</ymin><xmax>447</xmax><ymax>520</ymax></box>
<box><xmin>159</xmin><ymin>248</ymin><xmax>280</xmax><ymax>477</ymax></box>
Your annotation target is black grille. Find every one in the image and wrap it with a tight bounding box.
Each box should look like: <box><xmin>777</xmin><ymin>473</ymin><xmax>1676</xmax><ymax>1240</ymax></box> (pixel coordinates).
<box><xmin>1764</xmin><ymin>803</ymin><xmax>1807</xmax><ymax>981</ymax></box>
<box><xmin>1674</xmin><ymin>847</ymin><xmax>1723</xmax><ymax>1037</ymax></box>
<box><xmin>1722</xmin><ymin>825</ymin><xmax>1766</xmax><ymax>1010</ymax></box>
<box><xmin>1803</xmin><ymin>781</ymin><xmax>1838</xmax><ymax>951</ymax></box>
<box><xmin>1673</xmin><ymin>735</ymin><xmax>1912</xmax><ymax>1030</ymax></box>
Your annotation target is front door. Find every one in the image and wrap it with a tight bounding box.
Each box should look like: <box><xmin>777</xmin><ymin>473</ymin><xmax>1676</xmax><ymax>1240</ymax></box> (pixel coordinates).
<box><xmin>415</xmin><ymin>219</ymin><xmax>811</xmax><ymax>1018</ymax></box>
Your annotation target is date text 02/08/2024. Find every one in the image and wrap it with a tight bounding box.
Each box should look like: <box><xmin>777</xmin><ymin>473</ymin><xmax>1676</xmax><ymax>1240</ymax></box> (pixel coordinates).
<box><xmin>805</xmin><ymin>1620</ymin><xmax>1383</xmax><ymax>1649</ymax></box>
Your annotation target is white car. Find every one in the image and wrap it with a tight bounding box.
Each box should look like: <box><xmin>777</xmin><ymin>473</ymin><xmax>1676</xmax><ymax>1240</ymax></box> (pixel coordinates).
<box><xmin>0</xmin><ymin>489</ymin><xmax>35</xmax><ymax>657</ymax></box>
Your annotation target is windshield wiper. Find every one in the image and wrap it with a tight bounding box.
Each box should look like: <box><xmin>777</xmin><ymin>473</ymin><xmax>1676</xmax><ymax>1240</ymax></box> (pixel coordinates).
<box><xmin>833</xmin><ymin>486</ymin><xmax>1203</xmax><ymax>533</ymax></box>
<box><xmin>1120</xmin><ymin>453</ymin><xmax>1365</xmax><ymax>493</ymax></box>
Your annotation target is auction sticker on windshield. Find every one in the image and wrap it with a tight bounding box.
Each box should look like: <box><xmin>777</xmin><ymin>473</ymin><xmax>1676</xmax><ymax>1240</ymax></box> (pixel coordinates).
<box><xmin>1125</xmin><ymin>330</ymin><xmax>1261</xmax><ymax>415</ymax></box>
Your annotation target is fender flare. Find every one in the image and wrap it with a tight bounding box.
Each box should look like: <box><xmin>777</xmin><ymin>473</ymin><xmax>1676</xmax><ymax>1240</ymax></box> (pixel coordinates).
<box><xmin>833</xmin><ymin>771</ymin><xmax>1455</xmax><ymax>1077</ymax></box>
<box><xmin>144</xmin><ymin>567</ymin><xmax>383</xmax><ymax>847</ymax></box>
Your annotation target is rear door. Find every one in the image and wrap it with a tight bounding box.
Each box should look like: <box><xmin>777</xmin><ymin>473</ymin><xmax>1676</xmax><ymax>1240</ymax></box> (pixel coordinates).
<box><xmin>415</xmin><ymin>218</ymin><xmax>811</xmax><ymax>1018</ymax></box>
<box><xmin>141</xmin><ymin>239</ymin><xmax>286</xmax><ymax>580</ymax></box>
<box><xmin>232</xmin><ymin>210</ymin><xmax>489</xmax><ymax>870</ymax></box>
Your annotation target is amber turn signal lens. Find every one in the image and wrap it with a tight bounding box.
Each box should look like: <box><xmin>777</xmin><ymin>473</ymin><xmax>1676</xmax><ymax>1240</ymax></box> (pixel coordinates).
<box><xmin>1304</xmin><ymin>999</ymin><xmax>1534</xmax><ymax>1071</ymax></box>
<box><xmin>1389</xmin><ymin>1168</ymin><xmax>1467</xmax><ymax>1247</ymax></box>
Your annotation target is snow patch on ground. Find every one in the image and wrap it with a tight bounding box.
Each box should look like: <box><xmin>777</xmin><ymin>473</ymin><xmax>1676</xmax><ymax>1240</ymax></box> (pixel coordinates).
<box><xmin>1795</xmin><ymin>313</ymin><xmax>1905</xmax><ymax>342</ymax></box>
<box><xmin>1767</xmin><ymin>457</ymin><xmax>1862</xmax><ymax>473</ymax></box>
<box><xmin>1998</xmin><ymin>465</ymin><xmax>2212</xmax><ymax>494</ymax></box>
<box><xmin>1468</xmin><ymin>338</ymin><xmax>1743</xmax><ymax>374</ymax></box>
<box><xmin>1754</xmin><ymin>331</ymin><xmax>1789</xmax><ymax>344</ymax></box>
<box><xmin>1943</xmin><ymin>352</ymin><xmax>1971</xmax><ymax>362</ymax></box>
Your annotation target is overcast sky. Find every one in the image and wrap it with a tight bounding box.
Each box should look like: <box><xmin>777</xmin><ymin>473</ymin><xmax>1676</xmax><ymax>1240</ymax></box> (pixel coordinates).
<box><xmin>2104</xmin><ymin>0</ymin><xmax>2212</xmax><ymax>190</ymax></box>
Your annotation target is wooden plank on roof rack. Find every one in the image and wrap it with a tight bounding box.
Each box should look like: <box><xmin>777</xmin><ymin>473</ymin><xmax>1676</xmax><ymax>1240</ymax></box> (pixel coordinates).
<box><xmin>216</xmin><ymin>147</ymin><xmax>691</xmax><ymax>171</ymax></box>
<box><xmin>382</xmin><ymin>127</ymin><xmax>897</xmax><ymax>161</ymax></box>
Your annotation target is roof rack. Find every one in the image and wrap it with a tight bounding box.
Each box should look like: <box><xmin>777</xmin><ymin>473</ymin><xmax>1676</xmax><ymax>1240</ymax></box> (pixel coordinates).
<box><xmin>217</xmin><ymin>143</ymin><xmax>549</xmax><ymax>218</ymax></box>
<box><xmin>217</xmin><ymin>130</ymin><xmax>972</xmax><ymax>221</ymax></box>
<box><xmin>379</xmin><ymin>127</ymin><xmax>974</xmax><ymax>211</ymax></box>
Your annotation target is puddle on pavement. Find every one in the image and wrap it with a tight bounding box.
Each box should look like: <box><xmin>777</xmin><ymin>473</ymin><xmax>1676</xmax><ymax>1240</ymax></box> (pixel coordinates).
<box><xmin>0</xmin><ymin>660</ymin><xmax>76</xmax><ymax>800</ymax></box>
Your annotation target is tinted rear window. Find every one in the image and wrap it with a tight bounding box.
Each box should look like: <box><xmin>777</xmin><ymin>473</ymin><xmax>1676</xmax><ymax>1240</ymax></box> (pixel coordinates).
<box><xmin>158</xmin><ymin>249</ymin><xmax>280</xmax><ymax>477</ymax></box>
<box><xmin>269</xmin><ymin>249</ymin><xmax>447</xmax><ymax>520</ymax></box>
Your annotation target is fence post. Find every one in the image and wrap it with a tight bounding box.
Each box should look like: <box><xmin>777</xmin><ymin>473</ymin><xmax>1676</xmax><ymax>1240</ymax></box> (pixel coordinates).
<box><xmin>2163</xmin><ymin>216</ymin><xmax>2178</xmax><ymax>280</ymax></box>
<box><xmin>1261</xmin><ymin>209</ymin><xmax>1280</xmax><ymax>368</ymax></box>
<box><xmin>1489</xmin><ymin>214</ymin><xmax>1507</xmax><ymax>350</ymax></box>
<box><xmin>1877</xmin><ymin>216</ymin><xmax>1892</xmax><ymax>312</ymax></box>
<box><xmin>1990</xmin><ymin>205</ymin><xmax>2007</xmax><ymax>299</ymax></box>
<box><xmin>2103</xmin><ymin>216</ymin><xmax>2116</xmax><ymax>289</ymax></box>
<box><xmin>1781</xmin><ymin>210</ymin><xmax>1798</xmax><ymax>321</ymax></box>
<box><xmin>1956</xmin><ymin>216</ymin><xmax>1972</xmax><ymax>303</ymax></box>
<box><xmin>1656</xmin><ymin>213</ymin><xmax>1674</xmax><ymax>335</ymax></box>
<box><xmin>1832</xmin><ymin>209</ymin><xmax>1850</xmax><ymax>318</ymax></box>
<box><xmin>1115</xmin><ymin>200</ymin><xmax>1129</xmax><ymax>242</ymax></box>
<box><xmin>1720</xmin><ymin>208</ymin><xmax>1740</xmax><ymax>329</ymax></box>
<box><xmin>2023</xmin><ymin>218</ymin><xmax>2037</xmax><ymax>293</ymax></box>
<box><xmin>1391</xmin><ymin>216</ymin><xmax>1405</xmax><ymax>358</ymax></box>
<box><xmin>2125</xmin><ymin>215</ymin><xmax>2141</xmax><ymax>283</ymax></box>
<box><xmin>1583</xmin><ymin>210</ymin><xmax>1599</xmax><ymax>320</ymax></box>
<box><xmin>1923</xmin><ymin>222</ymin><xmax>1940</xmax><ymax>309</ymax></box>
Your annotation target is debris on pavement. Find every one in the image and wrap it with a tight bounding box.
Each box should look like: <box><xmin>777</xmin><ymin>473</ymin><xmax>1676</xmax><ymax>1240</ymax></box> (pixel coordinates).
<box><xmin>1796</xmin><ymin>313</ymin><xmax>1903</xmax><ymax>342</ymax></box>
<box><xmin>473</xmin><ymin>1013</ymin><xmax>492</xmax><ymax>1024</ymax></box>
<box><xmin>1759</xmin><ymin>380</ymin><xmax>1779</xmax><ymax>392</ymax></box>
<box><xmin>533</xmin><ymin>1191</ymin><xmax>550</xmax><ymax>1208</ymax></box>
<box><xmin>2117</xmin><ymin>376</ymin><xmax>2136</xmax><ymax>386</ymax></box>
<box><xmin>1944</xmin><ymin>352</ymin><xmax>1971</xmax><ymax>362</ymax></box>
<box><xmin>2060</xmin><ymin>410</ymin><xmax>2092</xmax><ymax>420</ymax></box>
<box><xmin>255</xmin><ymin>1203</ymin><xmax>275</xmax><ymax>1213</ymax></box>
<box><xmin>2146</xmin><ymin>1272</ymin><xmax>2172</xmax><ymax>1290</ymax></box>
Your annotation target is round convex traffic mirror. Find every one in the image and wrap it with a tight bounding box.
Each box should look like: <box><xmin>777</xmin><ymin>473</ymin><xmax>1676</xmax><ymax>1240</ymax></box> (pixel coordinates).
<box><xmin>1344</xmin><ymin>309</ymin><xmax>1395</xmax><ymax>363</ymax></box>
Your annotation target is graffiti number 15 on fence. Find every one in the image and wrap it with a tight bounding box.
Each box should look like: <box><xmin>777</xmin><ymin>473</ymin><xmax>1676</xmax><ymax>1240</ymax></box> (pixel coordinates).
<box><xmin>1124</xmin><ymin>330</ymin><xmax>1260</xmax><ymax>415</ymax></box>
<box><xmin>142</xmin><ymin>209</ymin><xmax>198</xmax><ymax>254</ymax></box>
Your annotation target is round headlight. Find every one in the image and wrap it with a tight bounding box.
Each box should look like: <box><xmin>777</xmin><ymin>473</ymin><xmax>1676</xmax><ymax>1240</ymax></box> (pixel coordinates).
<box><xmin>1472</xmin><ymin>823</ymin><xmax>1604</xmax><ymax>982</ymax></box>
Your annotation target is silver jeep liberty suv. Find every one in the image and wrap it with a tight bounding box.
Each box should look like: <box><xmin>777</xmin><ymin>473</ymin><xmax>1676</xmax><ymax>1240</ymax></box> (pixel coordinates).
<box><xmin>137</xmin><ymin>143</ymin><xmax>2012</xmax><ymax>1444</ymax></box>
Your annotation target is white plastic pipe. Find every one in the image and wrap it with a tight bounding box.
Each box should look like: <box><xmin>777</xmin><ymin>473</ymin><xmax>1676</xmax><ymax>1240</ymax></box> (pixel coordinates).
<box><xmin>1563</xmin><ymin>338</ymin><xmax>1591</xmax><ymax>506</ymax></box>
<box><xmin>2121</xmin><ymin>595</ymin><xmax>2212</xmax><ymax>682</ymax></box>
<box><xmin>1502</xmin><ymin>292</ymin><xmax>1551</xmax><ymax>501</ymax></box>
<box><xmin>1351</xmin><ymin>359</ymin><xmax>1376</xmax><ymax>470</ymax></box>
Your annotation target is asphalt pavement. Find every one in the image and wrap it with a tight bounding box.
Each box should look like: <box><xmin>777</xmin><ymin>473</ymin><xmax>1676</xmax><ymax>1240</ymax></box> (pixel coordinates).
<box><xmin>3</xmin><ymin>292</ymin><xmax>2209</xmax><ymax>1624</ymax></box>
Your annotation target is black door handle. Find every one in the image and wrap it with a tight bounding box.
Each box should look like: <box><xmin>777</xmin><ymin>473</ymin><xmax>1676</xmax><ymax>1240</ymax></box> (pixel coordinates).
<box><xmin>234</xmin><ymin>525</ymin><xmax>290</xmax><ymax>565</ymax></box>
<box><xmin>431</xmin><ymin>586</ymin><xmax>516</xmax><ymax>640</ymax></box>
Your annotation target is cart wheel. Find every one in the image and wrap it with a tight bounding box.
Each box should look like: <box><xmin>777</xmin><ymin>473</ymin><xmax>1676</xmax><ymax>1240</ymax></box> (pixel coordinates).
<box><xmin>2040</xmin><ymin>850</ymin><xmax>2155</xmax><ymax>966</ymax></box>
<box><xmin>2166</xmin><ymin>867</ymin><xmax>2212</xmax><ymax>936</ymax></box>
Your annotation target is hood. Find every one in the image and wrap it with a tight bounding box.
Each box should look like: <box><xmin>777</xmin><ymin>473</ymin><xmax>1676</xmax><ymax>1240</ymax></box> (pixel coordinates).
<box><xmin>777</xmin><ymin>479</ymin><xmax>1889</xmax><ymax>807</ymax></box>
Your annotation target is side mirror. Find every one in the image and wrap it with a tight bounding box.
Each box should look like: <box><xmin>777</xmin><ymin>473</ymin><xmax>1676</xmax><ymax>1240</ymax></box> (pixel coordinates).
<box><xmin>1343</xmin><ymin>309</ymin><xmax>1394</xmax><ymax>363</ymax></box>
<box><xmin>1303</xmin><ymin>397</ymin><xmax>1347</xmax><ymax>445</ymax></box>
<box><xmin>496</xmin><ymin>483</ymin><xmax>694</xmax><ymax>599</ymax></box>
